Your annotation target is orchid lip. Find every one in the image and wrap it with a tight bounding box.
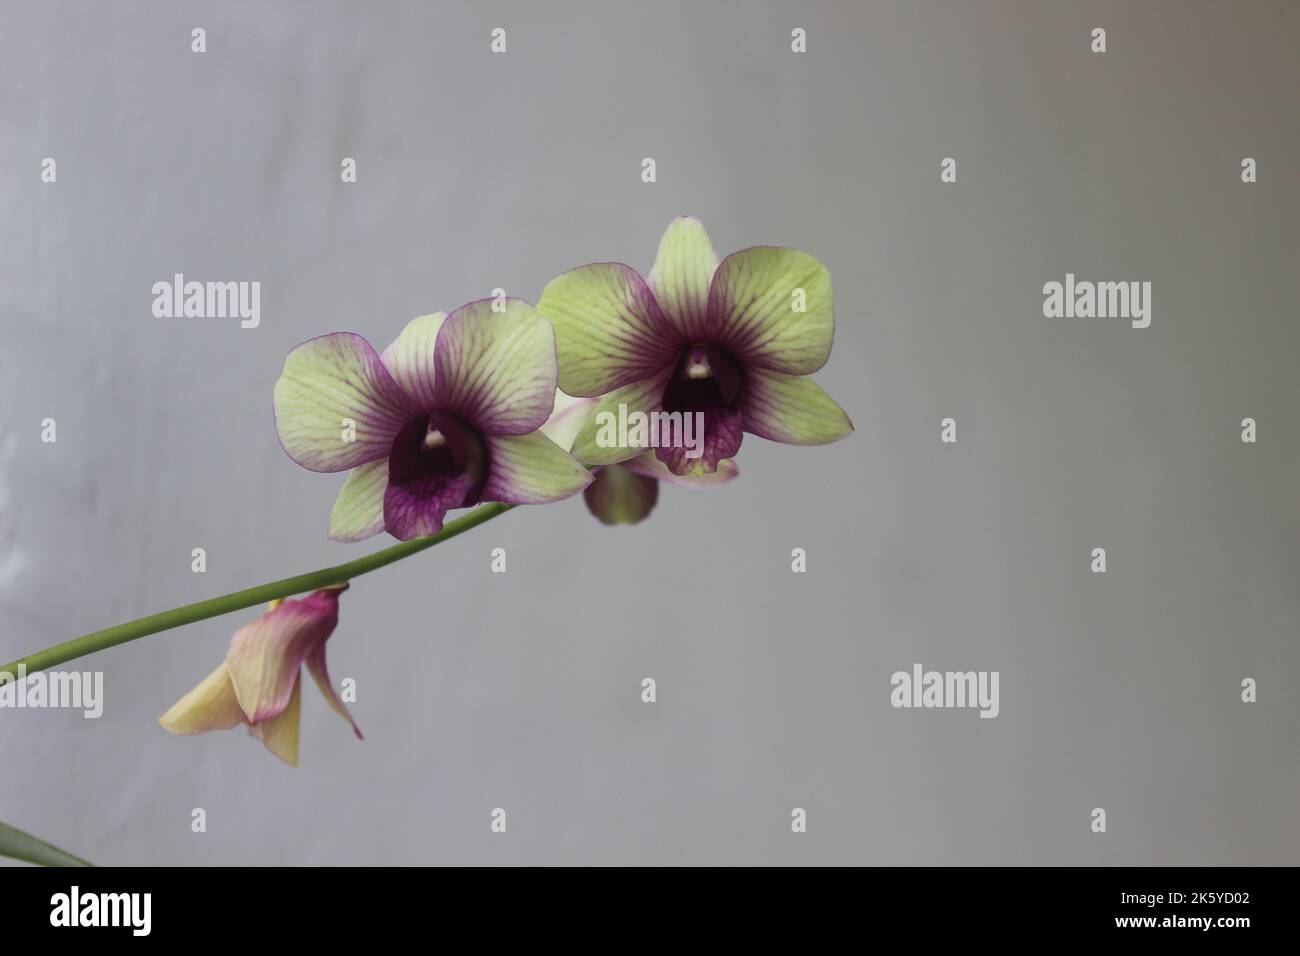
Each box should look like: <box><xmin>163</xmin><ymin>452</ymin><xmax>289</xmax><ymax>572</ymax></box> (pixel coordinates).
<box><xmin>382</xmin><ymin>410</ymin><xmax>489</xmax><ymax>538</ymax></box>
<box><xmin>685</xmin><ymin>348</ymin><xmax>712</xmax><ymax>380</ymax></box>
<box><xmin>655</xmin><ymin>345</ymin><xmax>746</xmax><ymax>476</ymax></box>
<box><xmin>389</xmin><ymin>411</ymin><xmax>487</xmax><ymax>505</ymax></box>
<box><xmin>669</xmin><ymin>345</ymin><xmax>743</xmax><ymax>405</ymax></box>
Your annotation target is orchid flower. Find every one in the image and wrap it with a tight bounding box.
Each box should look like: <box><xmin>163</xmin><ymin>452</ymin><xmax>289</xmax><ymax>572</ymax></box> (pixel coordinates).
<box><xmin>541</xmin><ymin>391</ymin><xmax>736</xmax><ymax>525</ymax></box>
<box><xmin>273</xmin><ymin>299</ymin><xmax>592</xmax><ymax>541</ymax></box>
<box><xmin>159</xmin><ymin>585</ymin><xmax>357</xmax><ymax>766</ymax></box>
<box><xmin>536</xmin><ymin>217</ymin><xmax>853</xmax><ymax>477</ymax></box>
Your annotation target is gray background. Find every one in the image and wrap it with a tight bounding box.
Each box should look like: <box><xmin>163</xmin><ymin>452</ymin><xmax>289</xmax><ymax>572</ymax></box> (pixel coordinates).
<box><xmin>1</xmin><ymin>0</ymin><xmax>1296</xmax><ymax>865</ymax></box>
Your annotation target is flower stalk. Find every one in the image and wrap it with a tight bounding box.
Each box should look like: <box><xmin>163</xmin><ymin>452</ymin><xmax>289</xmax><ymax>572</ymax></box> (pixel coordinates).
<box><xmin>0</xmin><ymin>503</ymin><xmax>512</xmax><ymax>680</ymax></box>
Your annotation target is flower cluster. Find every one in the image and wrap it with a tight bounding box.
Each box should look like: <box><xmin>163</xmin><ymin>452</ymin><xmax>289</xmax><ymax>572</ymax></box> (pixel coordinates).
<box><xmin>162</xmin><ymin>218</ymin><xmax>852</xmax><ymax>762</ymax></box>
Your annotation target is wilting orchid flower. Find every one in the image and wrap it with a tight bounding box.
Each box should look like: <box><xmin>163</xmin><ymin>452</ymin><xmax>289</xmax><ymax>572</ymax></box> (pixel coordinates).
<box><xmin>537</xmin><ymin>217</ymin><xmax>853</xmax><ymax>477</ymax></box>
<box><xmin>273</xmin><ymin>299</ymin><xmax>592</xmax><ymax>541</ymax></box>
<box><xmin>159</xmin><ymin>585</ymin><xmax>357</xmax><ymax>766</ymax></box>
<box><xmin>541</xmin><ymin>391</ymin><xmax>736</xmax><ymax>525</ymax></box>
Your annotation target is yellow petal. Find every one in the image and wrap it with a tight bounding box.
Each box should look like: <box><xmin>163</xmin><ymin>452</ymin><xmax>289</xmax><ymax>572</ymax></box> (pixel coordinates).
<box><xmin>159</xmin><ymin>663</ymin><xmax>246</xmax><ymax>735</ymax></box>
<box><xmin>248</xmin><ymin>675</ymin><xmax>302</xmax><ymax>766</ymax></box>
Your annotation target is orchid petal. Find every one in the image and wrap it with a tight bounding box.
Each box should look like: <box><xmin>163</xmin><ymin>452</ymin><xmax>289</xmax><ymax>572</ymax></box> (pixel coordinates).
<box><xmin>328</xmin><ymin>459</ymin><xmax>389</xmax><ymax>542</ymax></box>
<box><xmin>305</xmin><ymin>642</ymin><xmax>362</xmax><ymax>740</ymax></box>
<box><xmin>621</xmin><ymin>450</ymin><xmax>739</xmax><ymax>487</ymax></box>
<box><xmin>274</xmin><ymin>332</ymin><xmax>416</xmax><ymax>472</ymax></box>
<box><xmin>380</xmin><ymin>412</ymin><xmax>487</xmax><ymax>541</ymax></box>
<box><xmin>583</xmin><ymin>464</ymin><xmax>659</xmax><ymax>525</ymax></box>
<box><xmin>433</xmin><ymin>299</ymin><xmax>557</xmax><ymax>436</ymax></box>
<box><xmin>382</xmin><ymin>466</ymin><xmax>474</xmax><ymax>540</ymax></box>
<box><xmin>481</xmin><ymin>432</ymin><xmax>593</xmax><ymax>505</ymax></box>
<box><xmin>708</xmin><ymin>247</ymin><xmax>833</xmax><ymax>375</ymax></box>
<box><xmin>248</xmin><ymin>675</ymin><xmax>301</xmax><ymax>766</ymax></box>
<box><xmin>540</xmin><ymin>391</ymin><xmax>599</xmax><ymax>452</ymax></box>
<box><xmin>568</xmin><ymin>369</ymin><xmax>671</xmax><ymax>467</ymax></box>
<box><xmin>742</xmin><ymin>368</ymin><xmax>854</xmax><ymax>445</ymax></box>
<box><xmin>159</xmin><ymin>663</ymin><xmax>245</xmax><ymax>735</ymax></box>
<box><xmin>226</xmin><ymin>588</ymin><xmax>345</xmax><ymax>725</ymax></box>
<box><xmin>654</xmin><ymin>403</ymin><xmax>743</xmax><ymax>477</ymax></box>
<box><xmin>381</xmin><ymin>312</ymin><xmax>447</xmax><ymax>411</ymax></box>
<box><xmin>647</xmin><ymin>216</ymin><xmax>719</xmax><ymax>342</ymax></box>
<box><xmin>537</xmin><ymin>263</ymin><xmax>679</xmax><ymax>396</ymax></box>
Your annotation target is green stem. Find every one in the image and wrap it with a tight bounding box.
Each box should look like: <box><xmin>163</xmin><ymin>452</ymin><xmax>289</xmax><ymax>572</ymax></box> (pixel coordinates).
<box><xmin>0</xmin><ymin>503</ymin><xmax>512</xmax><ymax>679</ymax></box>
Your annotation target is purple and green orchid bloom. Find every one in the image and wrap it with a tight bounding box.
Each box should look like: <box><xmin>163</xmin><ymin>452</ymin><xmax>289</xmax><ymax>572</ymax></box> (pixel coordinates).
<box><xmin>159</xmin><ymin>585</ymin><xmax>357</xmax><ymax>766</ymax></box>
<box><xmin>536</xmin><ymin>217</ymin><xmax>853</xmax><ymax>477</ymax></box>
<box><xmin>541</xmin><ymin>391</ymin><xmax>737</xmax><ymax>525</ymax></box>
<box><xmin>273</xmin><ymin>299</ymin><xmax>592</xmax><ymax>541</ymax></box>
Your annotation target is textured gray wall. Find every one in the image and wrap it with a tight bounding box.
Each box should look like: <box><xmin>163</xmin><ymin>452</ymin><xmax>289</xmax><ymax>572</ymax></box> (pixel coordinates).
<box><xmin>1</xmin><ymin>0</ymin><xmax>1296</xmax><ymax>865</ymax></box>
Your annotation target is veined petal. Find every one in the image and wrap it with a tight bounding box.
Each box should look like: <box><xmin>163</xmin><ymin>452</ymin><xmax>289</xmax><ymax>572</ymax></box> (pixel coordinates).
<box><xmin>274</xmin><ymin>332</ymin><xmax>416</xmax><ymax>472</ymax></box>
<box><xmin>539</xmin><ymin>391</ymin><xmax>599</xmax><ymax>452</ymax></box>
<box><xmin>481</xmin><ymin>432</ymin><xmax>593</xmax><ymax>504</ymax></box>
<box><xmin>537</xmin><ymin>263</ymin><xmax>679</xmax><ymax>396</ymax></box>
<box><xmin>382</xmin><ymin>467</ymin><xmax>473</xmax><ymax>540</ymax></box>
<box><xmin>226</xmin><ymin>587</ymin><xmax>346</xmax><ymax>725</ymax></box>
<box><xmin>621</xmin><ymin>450</ymin><xmax>739</xmax><ymax>487</ymax></box>
<box><xmin>568</xmin><ymin>369</ymin><xmax>672</xmax><ymax>467</ymax></box>
<box><xmin>742</xmin><ymin>368</ymin><xmax>854</xmax><ymax>445</ymax></box>
<box><xmin>328</xmin><ymin>459</ymin><xmax>389</xmax><ymax>543</ymax></box>
<box><xmin>249</xmin><ymin>675</ymin><xmax>301</xmax><ymax>766</ymax></box>
<box><xmin>381</xmin><ymin>312</ymin><xmax>447</xmax><ymax>411</ymax></box>
<box><xmin>583</xmin><ymin>464</ymin><xmax>659</xmax><ymax>525</ymax></box>
<box><xmin>654</xmin><ymin>403</ymin><xmax>743</xmax><ymax>477</ymax></box>
<box><xmin>305</xmin><ymin>643</ymin><xmax>362</xmax><ymax>740</ymax></box>
<box><xmin>647</xmin><ymin>216</ymin><xmax>719</xmax><ymax>342</ymax></box>
<box><xmin>159</xmin><ymin>663</ymin><xmax>245</xmax><ymax>735</ymax></box>
<box><xmin>380</xmin><ymin>413</ymin><xmax>486</xmax><ymax>541</ymax></box>
<box><xmin>433</xmin><ymin>299</ymin><xmax>558</xmax><ymax>436</ymax></box>
<box><xmin>708</xmin><ymin>247</ymin><xmax>833</xmax><ymax>375</ymax></box>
